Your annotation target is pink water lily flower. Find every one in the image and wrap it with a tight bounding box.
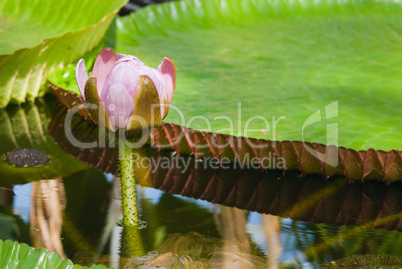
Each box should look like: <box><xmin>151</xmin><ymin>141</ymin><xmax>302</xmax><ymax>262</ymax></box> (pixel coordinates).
<box><xmin>75</xmin><ymin>47</ymin><xmax>176</xmax><ymax>131</ymax></box>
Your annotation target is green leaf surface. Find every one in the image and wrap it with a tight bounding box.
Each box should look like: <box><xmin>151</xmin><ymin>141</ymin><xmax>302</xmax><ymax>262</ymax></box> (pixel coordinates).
<box><xmin>0</xmin><ymin>239</ymin><xmax>110</xmax><ymax>269</ymax></box>
<box><xmin>0</xmin><ymin>0</ymin><xmax>127</xmax><ymax>107</ymax></box>
<box><xmin>101</xmin><ymin>0</ymin><xmax>400</xmax><ymax>151</ymax></box>
<box><xmin>0</xmin><ymin>96</ymin><xmax>88</xmax><ymax>187</ymax></box>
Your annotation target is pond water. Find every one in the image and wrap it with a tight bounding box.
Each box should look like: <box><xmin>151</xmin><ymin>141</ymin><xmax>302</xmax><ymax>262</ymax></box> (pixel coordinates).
<box><xmin>0</xmin><ymin>96</ymin><xmax>401</xmax><ymax>268</ymax></box>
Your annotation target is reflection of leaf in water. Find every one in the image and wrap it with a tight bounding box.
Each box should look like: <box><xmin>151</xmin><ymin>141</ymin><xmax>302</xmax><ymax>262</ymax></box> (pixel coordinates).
<box><xmin>157</xmin><ymin>232</ymin><xmax>223</xmax><ymax>258</ymax></box>
<box><xmin>141</xmin><ymin>200</ymin><xmax>267</xmax><ymax>267</ymax></box>
<box><xmin>0</xmin><ymin>96</ymin><xmax>87</xmax><ymax>186</ymax></box>
<box><xmin>323</xmin><ymin>254</ymin><xmax>402</xmax><ymax>268</ymax></box>
<box><xmin>61</xmin><ymin>168</ymin><xmax>110</xmax><ymax>264</ymax></box>
<box><xmin>140</xmin><ymin>192</ymin><xmax>221</xmax><ymax>252</ymax></box>
<box><xmin>0</xmin><ymin>206</ymin><xmax>30</xmax><ymax>244</ymax></box>
<box><xmin>149</xmin><ymin>232</ymin><xmax>267</xmax><ymax>269</ymax></box>
<box><xmin>287</xmin><ymin>221</ymin><xmax>402</xmax><ymax>264</ymax></box>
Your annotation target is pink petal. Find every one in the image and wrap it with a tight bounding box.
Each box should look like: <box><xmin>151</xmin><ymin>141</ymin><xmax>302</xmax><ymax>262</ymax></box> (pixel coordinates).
<box><xmin>92</xmin><ymin>48</ymin><xmax>118</xmax><ymax>96</ymax></box>
<box><xmin>116</xmin><ymin>53</ymin><xmax>126</xmax><ymax>60</ymax></box>
<box><xmin>117</xmin><ymin>55</ymin><xmax>145</xmax><ymax>67</ymax></box>
<box><xmin>100</xmin><ymin>60</ymin><xmax>140</xmax><ymax>102</ymax></box>
<box><xmin>75</xmin><ymin>58</ymin><xmax>88</xmax><ymax>99</ymax></box>
<box><xmin>157</xmin><ymin>57</ymin><xmax>176</xmax><ymax>104</ymax></box>
<box><xmin>104</xmin><ymin>83</ymin><xmax>135</xmax><ymax>130</ymax></box>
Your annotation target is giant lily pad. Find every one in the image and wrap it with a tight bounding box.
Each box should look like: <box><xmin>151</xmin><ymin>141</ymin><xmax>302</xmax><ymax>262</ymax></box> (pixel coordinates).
<box><xmin>0</xmin><ymin>0</ymin><xmax>127</xmax><ymax>107</ymax></box>
<box><xmin>49</xmin><ymin>0</ymin><xmax>402</xmax><ymax>150</ymax></box>
<box><xmin>102</xmin><ymin>0</ymin><xmax>400</xmax><ymax>152</ymax></box>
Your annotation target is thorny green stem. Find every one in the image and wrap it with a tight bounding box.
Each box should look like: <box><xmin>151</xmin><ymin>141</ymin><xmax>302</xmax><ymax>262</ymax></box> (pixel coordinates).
<box><xmin>119</xmin><ymin>141</ymin><xmax>138</xmax><ymax>227</ymax></box>
<box><xmin>118</xmin><ymin>140</ymin><xmax>146</xmax><ymax>259</ymax></box>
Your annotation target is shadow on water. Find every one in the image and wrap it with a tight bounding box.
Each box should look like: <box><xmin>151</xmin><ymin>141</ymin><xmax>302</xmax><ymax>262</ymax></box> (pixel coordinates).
<box><xmin>0</xmin><ymin>98</ymin><xmax>401</xmax><ymax>268</ymax></box>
